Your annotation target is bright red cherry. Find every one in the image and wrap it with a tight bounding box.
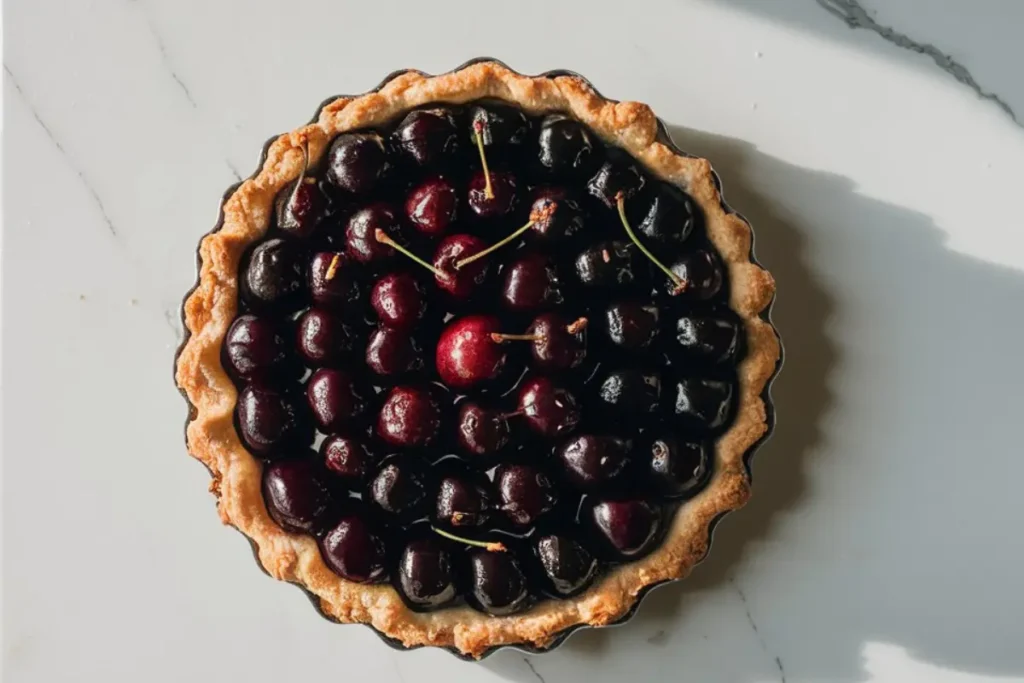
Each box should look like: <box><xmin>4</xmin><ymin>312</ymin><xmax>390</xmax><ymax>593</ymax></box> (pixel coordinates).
<box><xmin>436</xmin><ymin>315</ymin><xmax>507</xmax><ymax>390</ymax></box>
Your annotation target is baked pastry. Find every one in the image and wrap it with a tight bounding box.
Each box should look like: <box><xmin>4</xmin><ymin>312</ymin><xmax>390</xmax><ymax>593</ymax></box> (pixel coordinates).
<box><xmin>175</xmin><ymin>60</ymin><xmax>781</xmax><ymax>658</ymax></box>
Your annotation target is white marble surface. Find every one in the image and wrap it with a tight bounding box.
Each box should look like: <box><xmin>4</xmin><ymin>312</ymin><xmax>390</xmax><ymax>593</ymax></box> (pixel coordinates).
<box><xmin>4</xmin><ymin>1</ymin><xmax>1024</xmax><ymax>681</ymax></box>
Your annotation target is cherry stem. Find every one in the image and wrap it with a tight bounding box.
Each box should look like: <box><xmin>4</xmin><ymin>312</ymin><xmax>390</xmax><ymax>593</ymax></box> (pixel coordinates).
<box><xmin>566</xmin><ymin>317</ymin><xmax>588</xmax><ymax>335</ymax></box>
<box><xmin>432</xmin><ymin>526</ymin><xmax>506</xmax><ymax>552</ymax></box>
<box><xmin>454</xmin><ymin>203</ymin><xmax>556</xmax><ymax>271</ymax></box>
<box><xmin>615</xmin><ymin>193</ymin><xmax>687</xmax><ymax>295</ymax></box>
<box><xmin>374</xmin><ymin>229</ymin><xmax>448</xmax><ymax>280</ymax></box>
<box><xmin>472</xmin><ymin>121</ymin><xmax>494</xmax><ymax>200</ymax></box>
<box><xmin>490</xmin><ymin>332</ymin><xmax>543</xmax><ymax>344</ymax></box>
<box><xmin>287</xmin><ymin>141</ymin><xmax>310</xmax><ymax>207</ymax></box>
<box><xmin>498</xmin><ymin>409</ymin><xmax>525</xmax><ymax>420</ymax></box>
<box><xmin>324</xmin><ymin>253</ymin><xmax>342</xmax><ymax>281</ymax></box>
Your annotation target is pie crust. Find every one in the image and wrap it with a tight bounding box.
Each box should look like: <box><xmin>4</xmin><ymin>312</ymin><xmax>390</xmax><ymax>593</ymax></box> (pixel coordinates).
<box><xmin>175</xmin><ymin>60</ymin><xmax>781</xmax><ymax>658</ymax></box>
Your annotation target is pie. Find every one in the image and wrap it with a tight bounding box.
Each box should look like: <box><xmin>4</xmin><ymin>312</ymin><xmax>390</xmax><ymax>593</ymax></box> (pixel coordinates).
<box><xmin>175</xmin><ymin>60</ymin><xmax>781</xmax><ymax>658</ymax></box>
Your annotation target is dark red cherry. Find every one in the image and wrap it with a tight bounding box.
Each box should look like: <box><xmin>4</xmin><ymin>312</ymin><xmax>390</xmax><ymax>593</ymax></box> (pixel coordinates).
<box><xmin>456</xmin><ymin>401</ymin><xmax>512</xmax><ymax>457</ymax></box>
<box><xmin>468</xmin><ymin>170</ymin><xmax>518</xmax><ymax>219</ymax></box>
<box><xmin>557</xmin><ymin>434</ymin><xmax>632</xmax><ymax>491</ymax></box>
<box><xmin>501</xmin><ymin>253</ymin><xmax>563</xmax><ymax>313</ymax></box>
<box><xmin>517</xmin><ymin>376</ymin><xmax>580</xmax><ymax>438</ymax></box>
<box><xmin>377</xmin><ymin>385</ymin><xmax>442</xmax><ymax>448</ymax></box>
<box><xmin>223</xmin><ymin>314</ymin><xmax>290</xmax><ymax>382</ymax></box>
<box><xmin>275</xmin><ymin>178</ymin><xmax>324</xmax><ymax>238</ymax></box>
<box><xmin>435</xmin><ymin>315</ymin><xmax>506</xmax><ymax>390</ymax></box>
<box><xmin>365</xmin><ymin>326</ymin><xmax>424</xmax><ymax>378</ymax></box>
<box><xmin>528</xmin><ymin>313</ymin><xmax>587</xmax><ymax>371</ymax></box>
<box><xmin>392</xmin><ymin>108</ymin><xmax>461</xmax><ymax>166</ymax></box>
<box><xmin>587</xmin><ymin>148</ymin><xmax>647</xmax><ymax>208</ymax></box>
<box><xmin>296</xmin><ymin>308</ymin><xmax>358</xmax><ymax>366</ymax></box>
<box><xmin>326</xmin><ymin>132</ymin><xmax>390</xmax><ymax>194</ymax></box>
<box><xmin>526</xmin><ymin>187</ymin><xmax>584</xmax><ymax>242</ymax></box>
<box><xmin>308</xmin><ymin>251</ymin><xmax>363</xmax><ymax>311</ymax></box>
<box><xmin>306</xmin><ymin>368</ymin><xmax>369</xmax><ymax>433</ymax></box>
<box><xmin>672</xmin><ymin>315</ymin><xmax>742</xmax><ymax>364</ymax></box>
<box><xmin>397</xmin><ymin>538</ymin><xmax>457</xmax><ymax>609</ymax></box>
<box><xmin>587</xmin><ymin>499</ymin><xmax>662</xmax><ymax>560</ymax></box>
<box><xmin>367</xmin><ymin>454</ymin><xmax>427</xmax><ymax>519</ymax></box>
<box><xmin>468</xmin><ymin>103</ymin><xmax>531</xmax><ymax>149</ymax></box>
<box><xmin>262</xmin><ymin>457</ymin><xmax>337</xmax><ymax>533</ymax></box>
<box><xmin>668</xmin><ymin>377</ymin><xmax>735</xmax><ymax>433</ymax></box>
<box><xmin>405</xmin><ymin>175</ymin><xmax>458</xmax><ymax>237</ymax></box>
<box><xmin>645</xmin><ymin>435</ymin><xmax>710</xmax><ymax>498</ymax></box>
<box><xmin>663</xmin><ymin>249</ymin><xmax>724</xmax><ymax>301</ymax></box>
<box><xmin>628</xmin><ymin>183</ymin><xmax>698</xmax><ymax>248</ymax></box>
<box><xmin>242</xmin><ymin>238</ymin><xmax>305</xmax><ymax>311</ymax></box>
<box><xmin>319</xmin><ymin>514</ymin><xmax>387</xmax><ymax>583</ymax></box>
<box><xmin>535</xmin><ymin>534</ymin><xmax>598</xmax><ymax>597</ymax></box>
<box><xmin>537</xmin><ymin>114</ymin><xmax>597</xmax><ymax>178</ymax></box>
<box><xmin>495</xmin><ymin>464</ymin><xmax>557</xmax><ymax>527</ymax></box>
<box><xmin>370</xmin><ymin>272</ymin><xmax>427</xmax><ymax>330</ymax></box>
<box><xmin>467</xmin><ymin>549</ymin><xmax>530</xmax><ymax>616</ymax></box>
<box><xmin>595</xmin><ymin>368</ymin><xmax>661</xmax><ymax>420</ymax></box>
<box><xmin>320</xmin><ymin>435</ymin><xmax>375</xmax><ymax>486</ymax></box>
<box><xmin>236</xmin><ymin>384</ymin><xmax>310</xmax><ymax>457</ymax></box>
<box><xmin>345</xmin><ymin>204</ymin><xmax>403</xmax><ymax>264</ymax></box>
<box><xmin>574</xmin><ymin>240</ymin><xmax>641</xmax><ymax>290</ymax></box>
<box><xmin>604</xmin><ymin>301</ymin><xmax>659</xmax><ymax>351</ymax></box>
<box><xmin>434</xmin><ymin>474</ymin><xmax>493</xmax><ymax>528</ymax></box>
<box><xmin>432</xmin><ymin>234</ymin><xmax>489</xmax><ymax>299</ymax></box>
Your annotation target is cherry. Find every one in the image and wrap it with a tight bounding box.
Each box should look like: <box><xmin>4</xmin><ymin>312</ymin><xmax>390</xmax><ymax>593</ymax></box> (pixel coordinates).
<box><xmin>223</xmin><ymin>314</ymin><xmax>291</xmax><ymax>382</ymax></box>
<box><xmin>501</xmin><ymin>253</ymin><xmax>563</xmax><ymax>313</ymax></box>
<box><xmin>434</xmin><ymin>472</ymin><xmax>493</xmax><ymax>528</ymax></box>
<box><xmin>242</xmin><ymin>238</ymin><xmax>305</xmax><ymax>311</ymax></box>
<box><xmin>262</xmin><ymin>457</ymin><xmax>337</xmax><ymax>533</ymax></box>
<box><xmin>296</xmin><ymin>308</ymin><xmax>358</xmax><ymax>366</ymax></box>
<box><xmin>370</xmin><ymin>272</ymin><xmax>428</xmax><ymax>331</ymax></box>
<box><xmin>377</xmin><ymin>385</ymin><xmax>443</xmax><ymax>448</ymax></box>
<box><xmin>586</xmin><ymin>499</ymin><xmax>662</xmax><ymax>560</ymax></box>
<box><xmin>672</xmin><ymin>315</ymin><xmax>742</xmax><ymax>364</ymax></box>
<box><xmin>535</xmin><ymin>534</ymin><xmax>598</xmax><ymax>597</ymax></box>
<box><xmin>405</xmin><ymin>175</ymin><xmax>458</xmax><ymax>237</ymax></box>
<box><xmin>319</xmin><ymin>514</ymin><xmax>387</xmax><ymax>583</ymax></box>
<box><xmin>557</xmin><ymin>434</ymin><xmax>632</xmax><ymax>491</ymax></box>
<box><xmin>308</xmin><ymin>251</ymin><xmax>364</xmax><ymax>311</ymax></box>
<box><xmin>520</xmin><ymin>314</ymin><xmax>587</xmax><ymax>372</ymax></box>
<box><xmin>588</xmin><ymin>149</ymin><xmax>646</xmax><ymax>208</ymax></box>
<box><xmin>468</xmin><ymin>170</ymin><xmax>518</xmax><ymax>219</ymax></box>
<box><xmin>645</xmin><ymin>435</ymin><xmax>710</xmax><ymax>498</ymax></box>
<box><xmin>397</xmin><ymin>537</ymin><xmax>457</xmax><ymax>609</ymax></box>
<box><xmin>436</xmin><ymin>315</ymin><xmax>507</xmax><ymax>390</ymax></box>
<box><xmin>468</xmin><ymin>103</ymin><xmax>531</xmax><ymax>150</ymax></box>
<box><xmin>467</xmin><ymin>549</ymin><xmax>530</xmax><ymax>616</ymax></box>
<box><xmin>537</xmin><ymin>114</ymin><xmax>597</xmax><ymax>178</ymax></box>
<box><xmin>432</xmin><ymin>234</ymin><xmax>490</xmax><ymax>299</ymax></box>
<box><xmin>366</xmin><ymin>326</ymin><xmax>424</xmax><ymax>378</ymax></box>
<box><xmin>668</xmin><ymin>376</ymin><xmax>735</xmax><ymax>433</ymax></box>
<box><xmin>595</xmin><ymin>368</ymin><xmax>661</xmax><ymax>420</ymax></box>
<box><xmin>236</xmin><ymin>383</ymin><xmax>310</xmax><ymax>457</ymax></box>
<box><xmin>574</xmin><ymin>240</ymin><xmax>641</xmax><ymax>290</ymax></box>
<box><xmin>629</xmin><ymin>183</ymin><xmax>698</xmax><ymax>248</ymax></box>
<box><xmin>367</xmin><ymin>454</ymin><xmax>427</xmax><ymax>519</ymax></box>
<box><xmin>604</xmin><ymin>301</ymin><xmax>659</xmax><ymax>351</ymax></box>
<box><xmin>345</xmin><ymin>204</ymin><xmax>403</xmax><ymax>264</ymax></box>
<box><xmin>495</xmin><ymin>464</ymin><xmax>557</xmax><ymax>527</ymax></box>
<box><xmin>392</xmin><ymin>108</ymin><xmax>461</xmax><ymax>167</ymax></box>
<box><xmin>326</xmin><ymin>132</ymin><xmax>390</xmax><ymax>194</ymax></box>
<box><xmin>306</xmin><ymin>368</ymin><xmax>369</xmax><ymax>433</ymax></box>
<box><xmin>320</xmin><ymin>435</ymin><xmax>375</xmax><ymax>487</ymax></box>
<box><xmin>526</xmin><ymin>187</ymin><xmax>584</xmax><ymax>243</ymax></box>
<box><xmin>456</xmin><ymin>401</ymin><xmax>513</xmax><ymax>457</ymax></box>
<box><xmin>276</xmin><ymin>153</ymin><xmax>325</xmax><ymax>238</ymax></box>
<box><xmin>517</xmin><ymin>376</ymin><xmax>580</xmax><ymax>438</ymax></box>
<box><xmin>662</xmin><ymin>249</ymin><xmax>725</xmax><ymax>301</ymax></box>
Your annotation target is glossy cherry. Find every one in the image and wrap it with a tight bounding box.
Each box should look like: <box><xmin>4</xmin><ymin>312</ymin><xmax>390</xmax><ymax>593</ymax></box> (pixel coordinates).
<box><xmin>595</xmin><ymin>368</ymin><xmax>661</xmax><ymax>420</ymax></box>
<box><xmin>645</xmin><ymin>435</ymin><xmax>710</xmax><ymax>498</ymax></box>
<box><xmin>367</xmin><ymin>455</ymin><xmax>428</xmax><ymax>519</ymax></box>
<box><xmin>345</xmin><ymin>204</ymin><xmax>403</xmax><ymax>264</ymax></box>
<box><xmin>236</xmin><ymin>383</ymin><xmax>309</xmax><ymax>457</ymax></box>
<box><xmin>223</xmin><ymin>314</ymin><xmax>291</xmax><ymax>382</ymax></box>
<box><xmin>306</xmin><ymin>368</ymin><xmax>369</xmax><ymax>433</ymax></box>
<box><xmin>319</xmin><ymin>514</ymin><xmax>387</xmax><ymax>583</ymax></box>
<box><xmin>242</xmin><ymin>238</ymin><xmax>305</xmax><ymax>311</ymax></box>
<box><xmin>397</xmin><ymin>537</ymin><xmax>457</xmax><ymax>609</ymax></box>
<box><xmin>435</xmin><ymin>315</ymin><xmax>507</xmax><ymax>390</ymax></box>
<box><xmin>557</xmin><ymin>434</ymin><xmax>632</xmax><ymax>491</ymax></box>
<box><xmin>517</xmin><ymin>376</ymin><xmax>580</xmax><ymax>438</ymax></box>
<box><xmin>276</xmin><ymin>178</ymin><xmax>324</xmax><ymax>239</ymax></box>
<box><xmin>574</xmin><ymin>240</ymin><xmax>641</xmax><ymax>290</ymax></box>
<box><xmin>587</xmin><ymin>499</ymin><xmax>662</xmax><ymax>560</ymax></box>
<box><xmin>468</xmin><ymin>103</ymin><xmax>531</xmax><ymax>150</ymax></box>
<box><xmin>296</xmin><ymin>308</ymin><xmax>358</xmax><ymax>366</ymax></box>
<box><xmin>668</xmin><ymin>376</ymin><xmax>735</xmax><ymax>433</ymax></box>
<box><xmin>405</xmin><ymin>175</ymin><xmax>458</xmax><ymax>236</ymax></box>
<box><xmin>432</xmin><ymin>234</ymin><xmax>490</xmax><ymax>299</ymax></box>
<box><xmin>662</xmin><ymin>249</ymin><xmax>725</xmax><ymax>301</ymax></box>
<box><xmin>365</xmin><ymin>326</ymin><xmax>424</xmax><ymax>378</ymax></box>
<box><xmin>672</xmin><ymin>315</ymin><xmax>742</xmax><ymax>364</ymax></box>
<box><xmin>262</xmin><ymin>457</ymin><xmax>337</xmax><ymax>533</ymax></box>
<box><xmin>456</xmin><ymin>401</ymin><xmax>513</xmax><ymax>457</ymax></box>
<box><xmin>320</xmin><ymin>435</ymin><xmax>375</xmax><ymax>486</ymax></box>
<box><xmin>326</xmin><ymin>132</ymin><xmax>390</xmax><ymax>194</ymax></box>
<box><xmin>629</xmin><ymin>182</ymin><xmax>698</xmax><ymax>248</ymax></box>
<box><xmin>495</xmin><ymin>464</ymin><xmax>557</xmax><ymax>527</ymax></box>
<box><xmin>377</xmin><ymin>385</ymin><xmax>443</xmax><ymax>448</ymax></box>
<box><xmin>467</xmin><ymin>549</ymin><xmax>530</xmax><ymax>616</ymax></box>
<box><xmin>526</xmin><ymin>187</ymin><xmax>584</xmax><ymax>243</ymax></box>
<box><xmin>535</xmin><ymin>534</ymin><xmax>598</xmax><ymax>597</ymax></box>
<box><xmin>537</xmin><ymin>114</ymin><xmax>597</xmax><ymax>178</ymax></box>
<box><xmin>587</xmin><ymin>148</ymin><xmax>646</xmax><ymax>208</ymax></box>
<box><xmin>308</xmin><ymin>251</ymin><xmax>363</xmax><ymax>311</ymax></box>
<box><xmin>604</xmin><ymin>301</ymin><xmax>659</xmax><ymax>351</ymax></box>
<box><xmin>527</xmin><ymin>313</ymin><xmax>587</xmax><ymax>371</ymax></box>
<box><xmin>392</xmin><ymin>108</ymin><xmax>461</xmax><ymax>166</ymax></box>
<box><xmin>434</xmin><ymin>473</ymin><xmax>493</xmax><ymax>528</ymax></box>
<box><xmin>500</xmin><ymin>253</ymin><xmax>563</xmax><ymax>312</ymax></box>
<box><xmin>370</xmin><ymin>272</ymin><xmax>428</xmax><ymax>331</ymax></box>
<box><xmin>468</xmin><ymin>170</ymin><xmax>518</xmax><ymax>219</ymax></box>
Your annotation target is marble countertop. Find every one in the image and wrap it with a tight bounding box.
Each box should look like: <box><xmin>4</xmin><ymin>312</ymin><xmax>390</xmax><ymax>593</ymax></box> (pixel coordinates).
<box><xmin>4</xmin><ymin>1</ymin><xmax>1024</xmax><ymax>681</ymax></box>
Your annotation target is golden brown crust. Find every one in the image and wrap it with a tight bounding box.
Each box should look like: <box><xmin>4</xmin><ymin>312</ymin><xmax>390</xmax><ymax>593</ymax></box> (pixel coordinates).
<box><xmin>175</xmin><ymin>61</ymin><xmax>781</xmax><ymax>658</ymax></box>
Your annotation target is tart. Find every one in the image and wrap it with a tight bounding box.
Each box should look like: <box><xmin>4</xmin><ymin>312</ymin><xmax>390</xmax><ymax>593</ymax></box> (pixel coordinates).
<box><xmin>175</xmin><ymin>60</ymin><xmax>781</xmax><ymax>658</ymax></box>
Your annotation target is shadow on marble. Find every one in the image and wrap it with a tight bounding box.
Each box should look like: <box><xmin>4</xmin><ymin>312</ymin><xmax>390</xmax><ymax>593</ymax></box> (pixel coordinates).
<box><xmin>481</xmin><ymin>124</ymin><xmax>1024</xmax><ymax>683</ymax></box>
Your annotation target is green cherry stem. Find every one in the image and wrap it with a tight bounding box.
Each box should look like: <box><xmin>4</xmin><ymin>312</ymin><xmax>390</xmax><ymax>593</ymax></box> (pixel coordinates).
<box><xmin>454</xmin><ymin>203</ymin><xmax>557</xmax><ymax>271</ymax></box>
<box><xmin>286</xmin><ymin>140</ymin><xmax>311</xmax><ymax>207</ymax></box>
<box><xmin>374</xmin><ymin>229</ymin><xmax>449</xmax><ymax>280</ymax></box>
<box><xmin>432</xmin><ymin>526</ymin><xmax>507</xmax><ymax>552</ymax></box>
<box><xmin>615</xmin><ymin>192</ymin><xmax>687</xmax><ymax>295</ymax></box>
<box><xmin>472</xmin><ymin>120</ymin><xmax>495</xmax><ymax>199</ymax></box>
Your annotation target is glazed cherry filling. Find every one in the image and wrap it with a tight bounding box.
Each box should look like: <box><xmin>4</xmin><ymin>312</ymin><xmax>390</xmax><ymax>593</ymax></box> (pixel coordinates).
<box><xmin>225</xmin><ymin>101</ymin><xmax>743</xmax><ymax>616</ymax></box>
